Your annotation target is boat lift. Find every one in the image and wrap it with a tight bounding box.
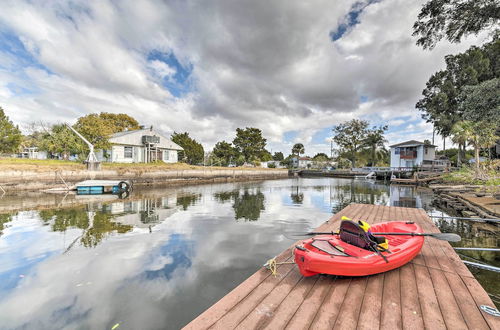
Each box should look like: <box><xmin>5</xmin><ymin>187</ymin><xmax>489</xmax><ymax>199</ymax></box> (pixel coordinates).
<box><xmin>66</xmin><ymin>124</ymin><xmax>101</xmax><ymax>171</ymax></box>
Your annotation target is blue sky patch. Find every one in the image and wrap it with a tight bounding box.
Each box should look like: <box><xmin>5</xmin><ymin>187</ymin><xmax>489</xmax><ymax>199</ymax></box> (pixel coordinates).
<box><xmin>311</xmin><ymin>127</ymin><xmax>333</xmax><ymax>145</ymax></box>
<box><xmin>359</xmin><ymin>95</ymin><xmax>369</xmax><ymax>103</ymax></box>
<box><xmin>147</xmin><ymin>50</ymin><xmax>193</xmax><ymax>97</ymax></box>
<box><xmin>283</xmin><ymin>130</ymin><xmax>299</xmax><ymax>143</ymax></box>
<box><xmin>0</xmin><ymin>30</ymin><xmax>50</xmax><ymax>73</ymax></box>
<box><xmin>330</xmin><ymin>0</ymin><xmax>381</xmax><ymax>41</ymax></box>
<box><xmin>143</xmin><ymin>233</ymin><xmax>193</xmax><ymax>280</ymax></box>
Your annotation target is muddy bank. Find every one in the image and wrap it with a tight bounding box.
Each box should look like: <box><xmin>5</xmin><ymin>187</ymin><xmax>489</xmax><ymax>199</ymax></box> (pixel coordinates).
<box><xmin>0</xmin><ymin>168</ymin><xmax>288</xmax><ymax>192</ymax></box>
<box><xmin>430</xmin><ymin>184</ymin><xmax>500</xmax><ymax>219</ymax></box>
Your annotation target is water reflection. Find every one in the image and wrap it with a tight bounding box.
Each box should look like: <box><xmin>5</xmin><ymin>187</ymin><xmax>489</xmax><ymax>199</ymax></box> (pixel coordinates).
<box><xmin>0</xmin><ymin>178</ymin><xmax>497</xmax><ymax>329</ymax></box>
<box><xmin>0</xmin><ymin>213</ymin><xmax>13</xmax><ymax>237</ymax></box>
<box><xmin>176</xmin><ymin>193</ymin><xmax>201</xmax><ymax>211</ymax></box>
<box><xmin>214</xmin><ymin>189</ymin><xmax>265</xmax><ymax>221</ymax></box>
<box><xmin>328</xmin><ymin>180</ymin><xmax>390</xmax><ymax>212</ymax></box>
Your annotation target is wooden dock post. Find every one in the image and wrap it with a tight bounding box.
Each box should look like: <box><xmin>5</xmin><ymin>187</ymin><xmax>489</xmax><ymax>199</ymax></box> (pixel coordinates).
<box><xmin>183</xmin><ymin>204</ymin><xmax>500</xmax><ymax>329</ymax></box>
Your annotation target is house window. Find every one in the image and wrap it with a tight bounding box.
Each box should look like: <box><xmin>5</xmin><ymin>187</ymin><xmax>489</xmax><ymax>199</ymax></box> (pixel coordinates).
<box><xmin>163</xmin><ymin>150</ymin><xmax>169</xmax><ymax>161</ymax></box>
<box><xmin>124</xmin><ymin>146</ymin><xmax>133</xmax><ymax>158</ymax></box>
<box><xmin>395</xmin><ymin>147</ymin><xmax>400</xmax><ymax>155</ymax></box>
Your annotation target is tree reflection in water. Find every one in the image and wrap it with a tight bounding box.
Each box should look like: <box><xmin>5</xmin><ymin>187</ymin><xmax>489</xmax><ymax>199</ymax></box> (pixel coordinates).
<box><xmin>0</xmin><ymin>213</ymin><xmax>14</xmax><ymax>237</ymax></box>
<box><xmin>214</xmin><ymin>189</ymin><xmax>265</xmax><ymax>221</ymax></box>
<box><xmin>39</xmin><ymin>208</ymin><xmax>133</xmax><ymax>248</ymax></box>
<box><xmin>329</xmin><ymin>180</ymin><xmax>389</xmax><ymax>213</ymax></box>
<box><xmin>176</xmin><ymin>194</ymin><xmax>201</xmax><ymax>211</ymax></box>
<box><xmin>290</xmin><ymin>184</ymin><xmax>303</xmax><ymax>204</ymax></box>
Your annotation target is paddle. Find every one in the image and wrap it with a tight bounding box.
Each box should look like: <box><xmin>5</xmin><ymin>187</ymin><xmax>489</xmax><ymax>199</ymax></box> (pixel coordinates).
<box><xmin>301</xmin><ymin>231</ymin><xmax>461</xmax><ymax>242</ymax></box>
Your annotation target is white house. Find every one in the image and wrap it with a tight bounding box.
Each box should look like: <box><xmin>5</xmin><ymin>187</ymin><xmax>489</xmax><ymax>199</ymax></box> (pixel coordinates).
<box><xmin>291</xmin><ymin>156</ymin><xmax>313</xmax><ymax>168</ymax></box>
<box><xmin>260</xmin><ymin>160</ymin><xmax>285</xmax><ymax>168</ymax></box>
<box><xmin>389</xmin><ymin>140</ymin><xmax>436</xmax><ymax>168</ymax></box>
<box><xmin>97</xmin><ymin>127</ymin><xmax>183</xmax><ymax>163</ymax></box>
<box><xmin>18</xmin><ymin>147</ymin><xmax>48</xmax><ymax>160</ymax></box>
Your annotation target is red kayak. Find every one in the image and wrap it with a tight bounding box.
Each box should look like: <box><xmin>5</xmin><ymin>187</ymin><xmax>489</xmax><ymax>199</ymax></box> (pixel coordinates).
<box><xmin>294</xmin><ymin>220</ymin><xmax>424</xmax><ymax>277</ymax></box>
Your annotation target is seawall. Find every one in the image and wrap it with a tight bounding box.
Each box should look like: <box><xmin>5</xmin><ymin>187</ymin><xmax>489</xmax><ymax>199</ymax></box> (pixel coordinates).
<box><xmin>0</xmin><ymin>168</ymin><xmax>289</xmax><ymax>192</ymax></box>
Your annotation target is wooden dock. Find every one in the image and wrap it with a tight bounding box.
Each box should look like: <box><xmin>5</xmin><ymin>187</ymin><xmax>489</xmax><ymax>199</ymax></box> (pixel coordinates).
<box><xmin>184</xmin><ymin>204</ymin><xmax>500</xmax><ymax>329</ymax></box>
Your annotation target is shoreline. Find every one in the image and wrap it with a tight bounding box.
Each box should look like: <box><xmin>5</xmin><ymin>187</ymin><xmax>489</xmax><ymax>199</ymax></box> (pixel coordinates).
<box><xmin>0</xmin><ymin>177</ymin><xmax>287</xmax><ymax>215</ymax></box>
<box><xmin>430</xmin><ymin>184</ymin><xmax>500</xmax><ymax>219</ymax></box>
<box><xmin>0</xmin><ymin>168</ymin><xmax>288</xmax><ymax>192</ymax></box>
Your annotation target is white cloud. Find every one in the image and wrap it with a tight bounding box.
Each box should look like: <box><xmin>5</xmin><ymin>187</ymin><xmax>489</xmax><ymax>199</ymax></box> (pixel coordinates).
<box><xmin>0</xmin><ymin>0</ymin><xmax>484</xmax><ymax>154</ymax></box>
<box><xmin>148</xmin><ymin>59</ymin><xmax>176</xmax><ymax>79</ymax></box>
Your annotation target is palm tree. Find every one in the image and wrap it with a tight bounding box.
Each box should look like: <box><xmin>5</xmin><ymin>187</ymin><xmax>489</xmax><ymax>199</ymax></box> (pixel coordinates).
<box><xmin>451</xmin><ymin>125</ymin><xmax>468</xmax><ymax>166</ymax></box>
<box><xmin>292</xmin><ymin>143</ymin><xmax>305</xmax><ymax>156</ymax></box>
<box><xmin>452</xmin><ymin>121</ymin><xmax>499</xmax><ymax>175</ymax></box>
<box><xmin>363</xmin><ymin>128</ymin><xmax>388</xmax><ymax>167</ymax></box>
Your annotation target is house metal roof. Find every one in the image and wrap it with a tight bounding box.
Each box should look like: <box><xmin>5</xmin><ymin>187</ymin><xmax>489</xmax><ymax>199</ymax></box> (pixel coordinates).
<box><xmin>109</xmin><ymin>129</ymin><xmax>183</xmax><ymax>150</ymax></box>
<box><xmin>389</xmin><ymin>140</ymin><xmax>437</xmax><ymax>148</ymax></box>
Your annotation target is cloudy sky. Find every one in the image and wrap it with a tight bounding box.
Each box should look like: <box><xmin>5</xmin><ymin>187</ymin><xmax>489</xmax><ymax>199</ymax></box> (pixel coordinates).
<box><xmin>0</xmin><ymin>0</ymin><xmax>485</xmax><ymax>156</ymax></box>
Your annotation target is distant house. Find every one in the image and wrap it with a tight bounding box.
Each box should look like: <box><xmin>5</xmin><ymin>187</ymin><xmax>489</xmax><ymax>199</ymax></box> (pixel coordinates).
<box><xmin>18</xmin><ymin>147</ymin><xmax>47</xmax><ymax>160</ymax></box>
<box><xmin>389</xmin><ymin>140</ymin><xmax>436</xmax><ymax>168</ymax></box>
<box><xmin>291</xmin><ymin>156</ymin><xmax>313</xmax><ymax>168</ymax></box>
<box><xmin>97</xmin><ymin>127</ymin><xmax>183</xmax><ymax>163</ymax></box>
<box><xmin>260</xmin><ymin>160</ymin><xmax>285</xmax><ymax>168</ymax></box>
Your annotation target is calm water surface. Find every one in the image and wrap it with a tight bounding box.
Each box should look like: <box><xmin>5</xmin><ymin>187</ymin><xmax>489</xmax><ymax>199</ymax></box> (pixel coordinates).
<box><xmin>0</xmin><ymin>178</ymin><xmax>498</xmax><ymax>329</ymax></box>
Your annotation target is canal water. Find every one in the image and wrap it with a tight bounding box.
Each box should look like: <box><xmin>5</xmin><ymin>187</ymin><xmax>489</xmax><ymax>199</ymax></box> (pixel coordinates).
<box><xmin>0</xmin><ymin>178</ymin><xmax>498</xmax><ymax>329</ymax></box>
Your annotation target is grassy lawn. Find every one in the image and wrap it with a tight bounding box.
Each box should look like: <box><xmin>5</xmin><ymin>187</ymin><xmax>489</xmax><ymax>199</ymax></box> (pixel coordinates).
<box><xmin>442</xmin><ymin>163</ymin><xmax>500</xmax><ymax>188</ymax></box>
<box><xmin>0</xmin><ymin>158</ymin><xmax>285</xmax><ymax>172</ymax></box>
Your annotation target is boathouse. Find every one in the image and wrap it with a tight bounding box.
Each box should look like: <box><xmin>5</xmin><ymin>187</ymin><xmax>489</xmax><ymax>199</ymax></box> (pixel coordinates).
<box><xmin>389</xmin><ymin>140</ymin><xmax>436</xmax><ymax>168</ymax></box>
<box><xmin>97</xmin><ymin>127</ymin><xmax>183</xmax><ymax>163</ymax></box>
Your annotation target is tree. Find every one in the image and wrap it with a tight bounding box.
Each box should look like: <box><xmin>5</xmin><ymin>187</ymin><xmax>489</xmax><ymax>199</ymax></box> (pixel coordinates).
<box><xmin>416</xmin><ymin>40</ymin><xmax>498</xmax><ymax>137</ymax></box>
<box><xmin>413</xmin><ymin>0</ymin><xmax>499</xmax><ymax>50</ymax></box>
<box><xmin>280</xmin><ymin>155</ymin><xmax>294</xmax><ymax>168</ymax></box>
<box><xmin>39</xmin><ymin>124</ymin><xmax>85</xmax><ymax>159</ymax></box>
<box><xmin>272</xmin><ymin>151</ymin><xmax>284</xmax><ymax>161</ymax></box>
<box><xmin>313</xmin><ymin>153</ymin><xmax>329</xmax><ymax>161</ymax></box>
<box><xmin>364</xmin><ymin>125</ymin><xmax>388</xmax><ymax>166</ymax></box>
<box><xmin>73</xmin><ymin>112</ymin><xmax>140</xmax><ymax>152</ymax></box>
<box><xmin>460</xmin><ymin>78</ymin><xmax>500</xmax><ymax>123</ymax></box>
<box><xmin>0</xmin><ymin>107</ymin><xmax>22</xmax><ymax>153</ymax></box>
<box><xmin>232</xmin><ymin>127</ymin><xmax>267</xmax><ymax>162</ymax></box>
<box><xmin>73</xmin><ymin>114</ymin><xmax>113</xmax><ymax>150</ymax></box>
<box><xmin>451</xmin><ymin>125</ymin><xmax>468</xmax><ymax>166</ymax></box>
<box><xmin>171</xmin><ymin>132</ymin><xmax>204</xmax><ymax>165</ymax></box>
<box><xmin>332</xmin><ymin>119</ymin><xmax>369</xmax><ymax>168</ymax></box>
<box><xmin>259</xmin><ymin>150</ymin><xmax>273</xmax><ymax>162</ymax></box>
<box><xmin>451</xmin><ymin>121</ymin><xmax>499</xmax><ymax>174</ymax></box>
<box><xmin>212</xmin><ymin>141</ymin><xmax>238</xmax><ymax>166</ymax></box>
<box><xmin>98</xmin><ymin>112</ymin><xmax>140</xmax><ymax>132</ymax></box>
<box><xmin>292</xmin><ymin>143</ymin><xmax>305</xmax><ymax>156</ymax></box>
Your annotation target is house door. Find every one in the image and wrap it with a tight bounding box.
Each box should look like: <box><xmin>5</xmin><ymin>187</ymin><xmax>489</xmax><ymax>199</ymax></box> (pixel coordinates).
<box><xmin>149</xmin><ymin>148</ymin><xmax>162</xmax><ymax>162</ymax></box>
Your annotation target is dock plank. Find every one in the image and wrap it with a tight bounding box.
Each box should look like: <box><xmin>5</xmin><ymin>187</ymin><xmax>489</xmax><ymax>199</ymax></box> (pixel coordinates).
<box><xmin>356</xmin><ymin>205</ymin><xmax>385</xmax><ymax>330</ymax></box>
<box><xmin>283</xmin><ymin>275</ymin><xmax>333</xmax><ymax>329</ymax></box>
<box><xmin>400</xmin><ymin>263</ymin><xmax>424</xmax><ymax>329</ymax></box>
<box><xmin>445</xmin><ymin>272</ymin><xmax>491</xmax><ymax>330</ymax></box>
<box><xmin>309</xmin><ymin>277</ymin><xmax>351</xmax><ymax>329</ymax></box>
<box><xmin>184</xmin><ymin>204</ymin><xmax>498</xmax><ymax>330</ymax></box>
<box><xmin>414</xmin><ymin>263</ymin><xmax>446</xmax><ymax>330</ymax></box>
<box><xmin>260</xmin><ymin>276</ymin><xmax>317</xmax><ymax>329</ymax></box>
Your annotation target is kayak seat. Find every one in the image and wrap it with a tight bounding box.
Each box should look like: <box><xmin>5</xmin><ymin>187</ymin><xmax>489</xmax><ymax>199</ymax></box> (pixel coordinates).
<box><xmin>339</xmin><ymin>220</ymin><xmax>375</xmax><ymax>250</ymax></box>
<box><xmin>372</xmin><ymin>235</ymin><xmax>386</xmax><ymax>245</ymax></box>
